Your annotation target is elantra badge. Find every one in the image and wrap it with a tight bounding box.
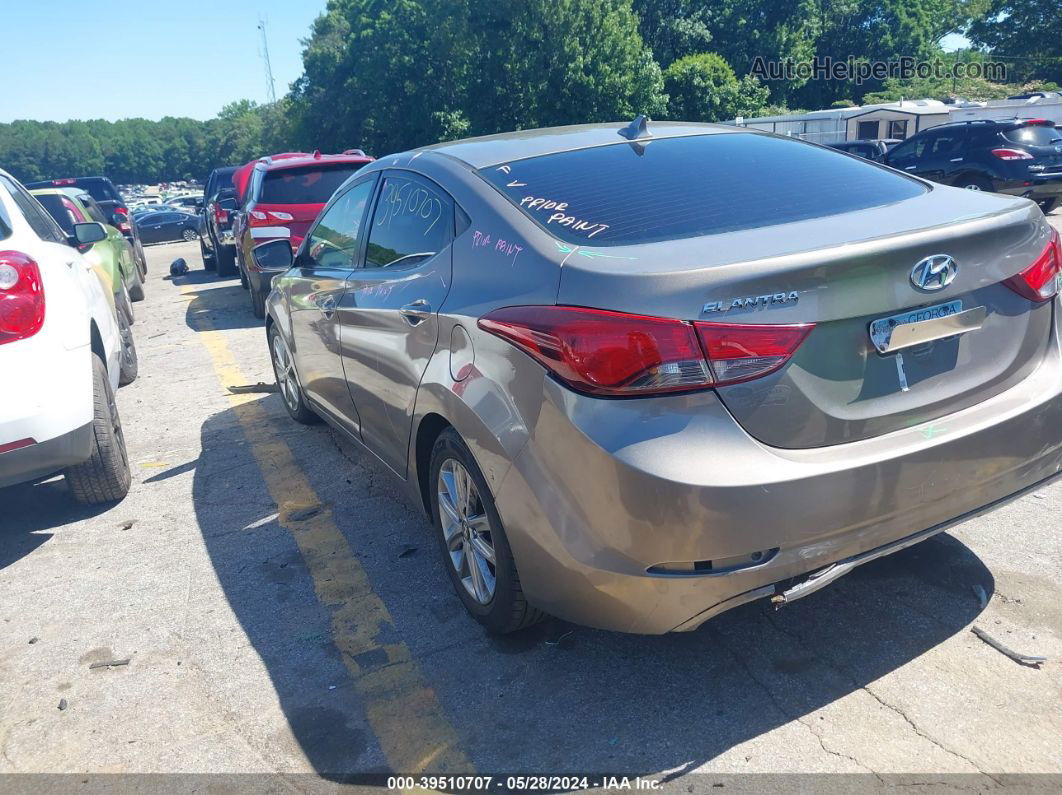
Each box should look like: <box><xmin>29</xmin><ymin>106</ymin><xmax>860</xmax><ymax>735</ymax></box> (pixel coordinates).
<box><xmin>703</xmin><ymin>291</ymin><xmax>799</xmax><ymax>314</ymax></box>
<box><xmin>910</xmin><ymin>255</ymin><xmax>957</xmax><ymax>292</ymax></box>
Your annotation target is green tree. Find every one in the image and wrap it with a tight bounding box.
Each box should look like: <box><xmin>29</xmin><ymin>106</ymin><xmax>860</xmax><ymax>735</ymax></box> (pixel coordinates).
<box><xmin>662</xmin><ymin>53</ymin><xmax>769</xmax><ymax>121</ymax></box>
<box><xmin>291</xmin><ymin>0</ymin><xmax>667</xmax><ymax>156</ymax></box>
<box><xmin>466</xmin><ymin>0</ymin><xmax>666</xmax><ymax>134</ymax></box>
<box><xmin>968</xmin><ymin>0</ymin><xmax>1062</xmax><ymax>84</ymax></box>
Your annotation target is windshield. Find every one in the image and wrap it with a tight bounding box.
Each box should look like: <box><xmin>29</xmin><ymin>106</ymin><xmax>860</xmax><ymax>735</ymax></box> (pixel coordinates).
<box><xmin>259</xmin><ymin>164</ymin><xmax>364</xmax><ymax>204</ymax></box>
<box><xmin>478</xmin><ymin>133</ymin><xmax>927</xmax><ymax>246</ymax></box>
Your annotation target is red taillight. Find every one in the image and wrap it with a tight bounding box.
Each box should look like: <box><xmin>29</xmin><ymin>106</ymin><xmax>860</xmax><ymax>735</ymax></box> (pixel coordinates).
<box><xmin>477</xmin><ymin>306</ymin><xmax>813</xmax><ymax>396</ymax></box>
<box><xmin>51</xmin><ymin>178</ymin><xmax>76</xmax><ymax>186</ymax></box>
<box><xmin>215</xmin><ymin>205</ymin><xmax>230</xmax><ymax>225</ymax></box>
<box><xmin>991</xmin><ymin>148</ymin><xmax>1034</xmax><ymax>161</ymax></box>
<box><xmin>694</xmin><ymin>322</ymin><xmax>815</xmax><ymax>385</ymax></box>
<box><xmin>0</xmin><ymin>251</ymin><xmax>46</xmax><ymax>345</ymax></box>
<box><xmin>248</xmin><ymin>210</ymin><xmax>292</xmax><ymax>225</ymax></box>
<box><xmin>1005</xmin><ymin>229</ymin><xmax>1061</xmax><ymax>303</ymax></box>
<box><xmin>113</xmin><ymin>206</ymin><xmax>129</xmax><ymax>217</ymax></box>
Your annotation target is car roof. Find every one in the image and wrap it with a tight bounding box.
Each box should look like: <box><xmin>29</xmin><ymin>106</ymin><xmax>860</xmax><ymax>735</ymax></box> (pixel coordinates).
<box><xmin>254</xmin><ymin>151</ymin><xmax>374</xmax><ymax>173</ymax></box>
<box><xmin>409</xmin><ymin>121</ymin><xmax>748</xmax><ymax>169</ymax></box>
<box><xmin>930</xmin><ymin>118</ymin><xmax>1056</xmax><ymax>132</ymax></box>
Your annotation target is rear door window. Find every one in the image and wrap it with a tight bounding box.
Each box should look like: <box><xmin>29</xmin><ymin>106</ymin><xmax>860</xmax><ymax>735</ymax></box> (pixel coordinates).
<box><xmin>364</xmin><ymin>173</ymin><xmax>452</xmax><ymax>269</ymax></box>
<box><xmin>260</xmin><ymin>164</ymin><xmax>365</xmax><ymax>204</ymax></box>
<box><xmin>479</xmin><ymin>133</ymin><xmax>926</xmax><ymax>246</ymax></box>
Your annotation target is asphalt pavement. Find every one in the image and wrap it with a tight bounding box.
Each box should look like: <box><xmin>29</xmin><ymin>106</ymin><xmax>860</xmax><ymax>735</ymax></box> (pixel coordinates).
<box><xmin>0</xmin><ymin>223</ymin><xmax>1060</xmax><ymax>789</ymax></box>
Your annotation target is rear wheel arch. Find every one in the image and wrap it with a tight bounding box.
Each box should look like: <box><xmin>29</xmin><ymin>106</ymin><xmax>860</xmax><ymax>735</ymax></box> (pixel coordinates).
<box><xmin>415</xmin><ymin>413</ymin><xmax>453</xmax><ymax>514</ymax></box>
<box><xmin>89</xmin><ymin>319</ymin><xmax>106</xmax><ymax>364</ymax></box>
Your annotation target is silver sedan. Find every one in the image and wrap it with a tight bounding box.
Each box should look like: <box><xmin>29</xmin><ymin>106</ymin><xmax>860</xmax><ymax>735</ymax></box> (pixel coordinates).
<box><xmin>256</xmin><ymin>119</ymin><xmax>1062</xmax><ymax>634</ymax></box>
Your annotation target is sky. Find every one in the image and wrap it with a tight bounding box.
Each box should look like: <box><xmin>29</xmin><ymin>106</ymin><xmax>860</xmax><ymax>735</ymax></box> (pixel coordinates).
<box><xmin>3</xmin><ymin>2</ymin><xmax>974</xmax><ymax>124</ymax></box>
<box><xmin>2</xmin><ymin>0</ymin><xmax>325</xmax><ymax>123</ymax></box>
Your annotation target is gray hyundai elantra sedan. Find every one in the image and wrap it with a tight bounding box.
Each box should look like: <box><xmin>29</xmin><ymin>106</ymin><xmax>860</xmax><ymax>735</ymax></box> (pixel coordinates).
<box><xmin>255</xmin><ymin>119</ymin><xmax>1062</xmax><ymax>634</ymax></box>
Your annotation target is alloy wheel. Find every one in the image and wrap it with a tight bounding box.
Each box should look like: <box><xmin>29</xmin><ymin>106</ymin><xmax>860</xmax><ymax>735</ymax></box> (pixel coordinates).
<box><xmin>437</xmin><ymin>459</ymin><xmax>497</xmax><ymax>604</ymax></box>
<box><xmin>271</xmin><ymin>333</ymin><xmax>301</xmax><ymax>414</ymax></box>
<box><xmin>182</xmin><ymin>228</ymin><xmax>198</xmax><ymax>241</ymax></box>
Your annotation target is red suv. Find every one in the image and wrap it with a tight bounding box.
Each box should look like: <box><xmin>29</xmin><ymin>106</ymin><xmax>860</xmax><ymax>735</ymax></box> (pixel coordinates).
<box><xmin>237</xmin><ymin>150</ymin><xmax>373</xmax><ymax>317</ymax></box>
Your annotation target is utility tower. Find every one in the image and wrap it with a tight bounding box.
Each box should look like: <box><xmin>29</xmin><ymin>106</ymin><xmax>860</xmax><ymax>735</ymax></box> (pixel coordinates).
<box><xmin>258</xmin><ymin>15</ymin><xmax>277</xmax><ymax>104</ymax></box>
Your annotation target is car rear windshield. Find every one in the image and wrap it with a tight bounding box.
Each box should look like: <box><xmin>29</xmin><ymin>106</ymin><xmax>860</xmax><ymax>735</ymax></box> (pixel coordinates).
<box><xmin>259</xmin><ymin>164</ymin><xmax>364</xmax><ymax>204</ymax></box>
<box><xmin>1002</xmin><ymin>124</ymin><xmax>1062</xmax><ymax>147</ymax></box>
<box><xmin>61</xmin><ymin>178</ymin><xmax>120</xmax><ymax>204</ymax></box>
<box><xmin>478</xmin><ymin>133</ymin><xmax>927</xmax><ymax>245</ymax></box>
<box><xmin>34</xmin><ymin>194</ymin><xmax>76</xmax><ymax>234</ymax></box>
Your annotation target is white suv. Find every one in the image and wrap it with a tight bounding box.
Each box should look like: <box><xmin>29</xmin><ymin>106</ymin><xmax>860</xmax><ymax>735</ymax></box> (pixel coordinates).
<box><xmin>0</xmin><ymin>168</ymin><xmax>132</xmax><ymax>503</ymax></box>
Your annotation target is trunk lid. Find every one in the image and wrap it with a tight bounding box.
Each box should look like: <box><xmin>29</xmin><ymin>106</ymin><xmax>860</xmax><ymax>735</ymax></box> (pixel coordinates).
<box><xmin>555</xmin><ymin>187</ymin><xmax>1055</xmax><ymax>449</ymax></box>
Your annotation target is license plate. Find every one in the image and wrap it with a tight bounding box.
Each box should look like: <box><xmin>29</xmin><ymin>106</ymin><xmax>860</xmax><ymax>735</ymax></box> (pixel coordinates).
<box><xmin>869</xmin><ymin>300</ymin><xmax>966</xmax><ymax>354</ymax></box>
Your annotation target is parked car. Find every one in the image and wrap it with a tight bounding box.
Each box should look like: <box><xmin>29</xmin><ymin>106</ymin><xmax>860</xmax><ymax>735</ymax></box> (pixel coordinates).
<box><xmin>24</xmin><ymin>176</ymin><xmax>147</xmax><ymax>273</ymax></box>
<box><xmin>198</xmin><ymin>166</ymin><xmax>239</xmax><ymax>274</ymax></box>
<box><xmin>257</xmin><ymin>120</ymin><xmax>1061</xmax><ymax>634</ymax></box>
<box><xmin>0</xmin><ymin>168</ymin><xmax>132</xmax><ymax>503</ymax></box>
<box><xmin>31</xmin><ymin>188</ymin><xmax>146</xmax><ymax>311</ymax></box>
<box><xmin>135</xmin><ymin>209</ymin><xmax>200</xmax><ymax>245</ymax></box>
<box><xmin>166</xmin><ymin>194</ymin><xmax>203</xmax><ymax>213</ymax></box>
<box><xmin>238</xmin><ymin>150</ymin><xmax>373</xmax><ymax>317</ymax></box>
<box><xmin>827</xmin><ymin>138</ymin><xmax>901</xmax><ymax>161</ymax></box>
<box><xmin>884</xmin><ymin>118</ymin><xmax>1062</xmax><ymax>213</ymax></box>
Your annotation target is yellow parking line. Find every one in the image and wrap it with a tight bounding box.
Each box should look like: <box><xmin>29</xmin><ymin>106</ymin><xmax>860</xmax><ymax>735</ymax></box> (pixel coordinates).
<box><xmin>182</xmin><ymin>284</ymin><xmax>472</xmax><ymax>775</ymax></box>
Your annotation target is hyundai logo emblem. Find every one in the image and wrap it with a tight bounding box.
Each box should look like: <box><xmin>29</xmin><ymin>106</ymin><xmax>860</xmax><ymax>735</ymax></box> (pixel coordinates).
<box><xmin>911</xmin><ymin>255</ymin><xmax>958</xmax><ymax>292</ymax></box>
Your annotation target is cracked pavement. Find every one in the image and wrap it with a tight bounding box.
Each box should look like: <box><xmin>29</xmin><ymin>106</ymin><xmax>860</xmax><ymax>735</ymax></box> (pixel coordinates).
<box><xmin>0</xmin><ymin>226</ymin><xmax>1060</xmax><ymax>784</ymax></box>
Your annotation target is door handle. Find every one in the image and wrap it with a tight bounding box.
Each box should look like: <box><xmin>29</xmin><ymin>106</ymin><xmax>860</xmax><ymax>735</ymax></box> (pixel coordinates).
<box><xmin>400</xmin><ymin>299</ymin><xmax>432</xmax><ymax>325</ymax></box>
<box><xmin>949</xmin><ymin>157</ymin><xmax>964</xmax><ymax>162</ymax></box>
<box><xmin>904</xmin><ymin>166</ymin><xmax>917</xmax><ymax>170</ymax></box>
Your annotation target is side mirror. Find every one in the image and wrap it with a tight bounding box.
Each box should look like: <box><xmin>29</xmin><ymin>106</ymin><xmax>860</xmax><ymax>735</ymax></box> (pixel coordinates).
<box><xmin>219</xmin><ymin>198</ymin><xmax>237</xmax><ymax>211</ymax></box>
<box><xmin>73</xmin><ymin>222</ymin><xmax>108</xmax><ymax>246</ymax></box>
<box><xmin>253</xmin><ymin>239</ymin><xmax>293</xmax><ymax>271</ymax></box>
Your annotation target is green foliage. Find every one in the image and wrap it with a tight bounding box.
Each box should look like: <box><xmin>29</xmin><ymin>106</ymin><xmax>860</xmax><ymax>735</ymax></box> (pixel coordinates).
<box><xmin>291</xmin><ymin>0</ymin><xmax>666</xmax><ymax>154</ymax></box>
<box><xmin>0</xmin><ymin>102</ymin><xmax>289</xmax><ymax>184</ymax></box>
<box><xmin>968</xmin><ymin>0</ymin><xmax>1062</xmax><ymax>85</ymax></box>
<box><xmin>662</xmin><ymin>53</ymin><xmax>770</xmax><ymax>121</ymax></box>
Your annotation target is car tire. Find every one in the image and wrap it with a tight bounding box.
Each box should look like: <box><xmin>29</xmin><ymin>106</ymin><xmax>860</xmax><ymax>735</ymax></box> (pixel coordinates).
<box><xmin>251</xmin><ymin>287</ymin><xmax>266</xmax><ymax>319</ymax></box>
<box><xmin>201</xmin><ymin>237</ymin><xmax>216</xmax><ymax>271</ymax></box>
<box><xmin>134</xmin><ymin>239</ymin><xmax>147</xmax><ymax>276</ymax></box>
<box><xmin>116</xmin><ymin>291</ymin><xmax>139</xmax><ymax>387</ymax></box>
<box><xmin>1038</xmin><ymin>198</ymin><xmax>1058</xmax><ymax>215</ymax></box>
<box><xmin>954</xmin><ymin>175</ymin><xmax>992</xmax><ymax>191</ymax></box>
<box><xmin>182</xmin><ymin>227</ymin><xmax>198</xmax><ymax>242</ymax></box>
<box><xmin>429</xmin><ymin>428</ymin><xmax>545</xmax><ymax>634</ymax></box>
<box><xmin>216</xmin><ymin>245</ymin><xmax>237</xmax><ymax>277</ymax></box>
<box><xmin>64</xmin><ymin>353</ymin><xmax>131</xmax><ymax>504</ymax></box>
<box><xmin>128</xmin><ymin>262</ymin><xmax>145</xmax><ymax>302</ymax></box>
<box><xmin>268</xmin><ymin>324</ymin><xmax>320</xmax><ymax>425</ymax></box>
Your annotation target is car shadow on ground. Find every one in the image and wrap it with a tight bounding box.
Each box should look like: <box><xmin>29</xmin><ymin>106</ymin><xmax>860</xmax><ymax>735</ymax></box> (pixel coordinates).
<box><xmin>191</xmin><ymin>397</ymin><xmax>995</xmax><ymax>779</ymax></box>
<box><xmin>1</xmin><ymin>478</ymin><xmax>114</xmax><ymax>571</ymax></box>
<box><xmin>174</xmin><ymin>271</ymin><xmax>261</xmax><ymax>333</ymax></box>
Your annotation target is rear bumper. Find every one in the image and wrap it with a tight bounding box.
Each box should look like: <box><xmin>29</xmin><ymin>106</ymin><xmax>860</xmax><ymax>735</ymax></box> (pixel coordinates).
<box><xmin>494</xmin><ymin>324</ymin><xmax>1062</xmax><ymax>634</ymax></box>
<box><xmin>0</xmin><ymin>422</ymin><xmax>93</xmax><ymax>489</ymax></box>
<box><xmin>999</xmin><ymin>173</ymin><xmax>1062</xmax><ymax>201</ymax></box>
